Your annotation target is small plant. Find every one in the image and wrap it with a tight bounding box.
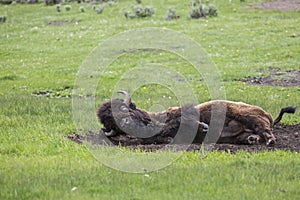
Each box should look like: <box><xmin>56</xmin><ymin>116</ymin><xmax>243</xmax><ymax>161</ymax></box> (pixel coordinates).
<box><xmin>0</xmin><ymin>15</ymin><xmax>7</xmax><ymax>23</ymax></box>
<box><xmin>65</xmin><ymin>5</ymin><xmax>72</xmax><ymax>11</ymax></box>
<box><xmin>107</xmin><ymin>0</ymin><xmax>115</xmax><ymax>6</ymax></box>
<box><xmin>136</xmin><ymin>0</ymin><xmax>141</xmax><ymax>4</ymax></box>
<box><xmin>44</xmin><ymin>0</ymin><xmax>61</xmax><ymax>5</ymax></box>
<box><xmin>56</xmin><ymin>4</ymin><xmax>61</xmax><ymax>12</ymax></box>
<box><xmin>79</xmin><ymin>6</ymin><xmax>85</xmax><ymax>12</ymax></box>
<box><xmin>125</xmin><ymin>4</ymin><xmax>155</xmax><ymax>19</ymax></box>
<box><xmin>143</xmin><ymin>6</ymin><xmax>155</xmax><ymax>17</ymax></box>
<box><xmin>165</xmin><ymin>7</ymin><xmax>180</xmax><ymax>20</ymax></box>
<box><xmin>124</xmin><ymin>11</ymin><xmax>136</xmax><ymax>19</ymax></box>
<box><xmin>95</xmin><ymin>5</ymin><xmax>105</xmax><ymax>14</ymax></box>
<box><xmin>208</xmin><ymin>4</ymin><xmax>218</xmax><ymax>16</ymax></box>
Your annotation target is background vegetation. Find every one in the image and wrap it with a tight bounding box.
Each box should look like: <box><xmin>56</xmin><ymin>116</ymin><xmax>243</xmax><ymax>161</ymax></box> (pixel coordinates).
<box><xmin>0</xmin><ymin>0</ymin><xmax>299</xmax><ymax>199</ymax></box>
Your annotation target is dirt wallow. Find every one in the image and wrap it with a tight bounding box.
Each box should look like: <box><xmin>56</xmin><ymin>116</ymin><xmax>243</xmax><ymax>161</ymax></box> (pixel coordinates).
<box><xmin>67</xmin><ymin>66</ymin><xmax>299</xmax><ymax>153</ymax></box>
<box><xmin>67</xmin><ymin>123</ymin><xmax>300</xmax><ymax>153</ymax></box>
<box><xmin>254</xmin><ymin>0</ymin><xmax>300</xmax><ymax>11</ymax></box>
<box><xmin>242</xmin><ymin>67</ymin><xmax>300</xmax><ymax>87</ymax></box>
<box><xmin>68</xmin><ymin>96</ymin><xmax>298</xmax><ymax>153</ymax></box>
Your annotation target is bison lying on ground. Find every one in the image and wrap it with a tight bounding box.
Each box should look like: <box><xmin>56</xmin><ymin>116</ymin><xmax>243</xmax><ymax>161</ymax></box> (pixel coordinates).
<box><xmin>97</xmin><ymin>91</ymin><xmax>297</xmax><ymax>146</ymax></box>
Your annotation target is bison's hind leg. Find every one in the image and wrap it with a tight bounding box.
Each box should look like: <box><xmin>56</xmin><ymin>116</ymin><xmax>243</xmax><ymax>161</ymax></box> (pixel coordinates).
<box><xmin>247</xmin><ymin>135</ymin><xmax>260</xmax><ymax>145</ymax></box>
<box><xmin>235</xmin><ymin>132</ymin><xmax>262</xmax><ymax>145</ymax></box>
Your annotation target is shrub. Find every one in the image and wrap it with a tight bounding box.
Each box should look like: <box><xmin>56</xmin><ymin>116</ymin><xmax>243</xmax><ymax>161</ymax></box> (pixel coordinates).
<box><xmin>95</xmin><ymin>5</ymin><xmax>105</xmax><ymax>14</ymax></box>
<box><xmin>0</xmin><ymin>0</ymin><xmax>13</xmax><ymax>4</ymax></box>
<box><xmin>79</xmin><ymin>6</ymin><xmax>85</xmax><ymax>12</ymax></box>
<box><xmin>125</xmin><ymin>4</ymin><xmax>155</xmax><ymax>19</ymax></box>
<box><xmin>190</xmin><ymin>1</ymin><xmax>218</xmax><ymax>19</ymax></box>
<box><xmin>44</xmin><ymin>0</ymin><xmax>61</xmax><ymax>5</ymax></box>
<box><xmin>56</xmin><ymin>4</ymin><xmax>61</xmax><ymax>12</ymax></box>
<box><xmin>0</xmin><ymin>15</ymin><xmax>7</xmax><ymax>23</ymax></box>
<box><xmin>208</xmin><ymin>4</ymin><xmax>218</xmax><ymax>16</ymax></box>
<box><xmin>143</xmin><ymin>5</ymin><xmax>155</xmax><ymax>17</ymax></box>
<box><xmin>65</xmin><ymin>5</ymin><xmax>72</xmax><ymax>11</ymax></box>
<box><xmin>165</xmin><ymin>7</ymin><xmax>180</xmax><ymax>20</ymax></box>
<box><xmin>107</xmin><ymin>0</ymin><xmax>115</xmax><ymax>6</ymax></box>
<box><xmin>27</xmin><ymin>0</ymin><xmax>38</xmax><ymax>3</ymax></box>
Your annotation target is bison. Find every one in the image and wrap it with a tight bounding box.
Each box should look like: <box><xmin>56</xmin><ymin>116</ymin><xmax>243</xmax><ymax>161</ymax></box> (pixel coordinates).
<box><xmin>97</xmin><ymin>91</ymin><xmax>297</xmax><ymax>145</ymax></box>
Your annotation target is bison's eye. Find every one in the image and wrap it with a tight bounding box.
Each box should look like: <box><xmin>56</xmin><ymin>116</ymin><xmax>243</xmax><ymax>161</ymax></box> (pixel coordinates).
<box><xmin>120</xmin><ymin>105</ymin><xmax>129</xmax><ymax>112</ymax></box>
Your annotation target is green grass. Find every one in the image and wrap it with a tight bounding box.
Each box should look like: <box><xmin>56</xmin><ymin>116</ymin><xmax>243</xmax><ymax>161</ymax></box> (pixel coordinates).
<box><xmin>0</xmin><ymin>0</ymin><xmax>300</xmax><ymax>199</ymax></box>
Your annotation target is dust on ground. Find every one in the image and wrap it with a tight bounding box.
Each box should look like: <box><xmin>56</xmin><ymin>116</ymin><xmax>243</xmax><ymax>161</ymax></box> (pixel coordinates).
<box><xmin>242</xmin><ymin>67</ymin><xmax>300</xmax><ymax>87</ymax></box>
<box><xmin>67</xmin><ymin>124</ymin><xmax>300</xmax><ymax>153</ymax></box>
<box><xmin>253</xmin><ymin>0</ymin><xmax>300</xmax><ymax>11</ymax></box>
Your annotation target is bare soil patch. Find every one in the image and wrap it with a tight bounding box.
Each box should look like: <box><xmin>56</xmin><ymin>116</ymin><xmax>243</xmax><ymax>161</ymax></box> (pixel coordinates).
<box><xmin>67</xmin><ymin>124</ymin><xmax>300</xmax><ymax>153</ymax></box>
<box><xmin>255</xmin><ymin>0</ymin><xmax>300</xmax><ymax>11</ymax></box>
<box><xmin>242</xmin><ymin>67</ymin><xmax>300</xmax><ymax>87</ymax></box>
<box><xmin>48</xmin><ymin>20</ymin><xmax>78</xmax><ymax>26</ymax></box>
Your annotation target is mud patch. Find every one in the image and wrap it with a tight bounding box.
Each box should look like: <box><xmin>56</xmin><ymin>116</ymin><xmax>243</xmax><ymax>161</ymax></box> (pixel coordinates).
<box><xmin>66</xmin><ymin>124</ymin><xmax>300</xmax><ymax>153</ymax></box>
<box><xmin>242</xmin><ymin>67</ymin><xmax>300</xmax><ymax>87</ymax></box>
<box><xmin>32</xmin><ymin>86</ymin><xmax>72</xmax><ymax>98</ymax></box>
<box><xmin>255</xmin><ymin>0</ymin><xmax>300</xmax><ymax>11</ymax></box>
<box><xmin>48</xmin><ymin>20</ymin><xmax>78</xmax><ymax>26</ymax></box>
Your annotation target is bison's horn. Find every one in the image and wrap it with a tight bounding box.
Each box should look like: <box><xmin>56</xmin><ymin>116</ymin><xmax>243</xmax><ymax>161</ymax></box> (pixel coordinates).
<box><xmin>117</xmin><ymin>90</ymin><xmax>131</xmax><ymax>107</ymax></box>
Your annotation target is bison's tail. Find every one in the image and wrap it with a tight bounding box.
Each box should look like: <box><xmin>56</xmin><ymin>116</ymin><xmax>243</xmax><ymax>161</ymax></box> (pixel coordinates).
<box><xmin>273</xmin><ymin>106</ymin><xmax>297</xmax><ymax>125</ymax></box>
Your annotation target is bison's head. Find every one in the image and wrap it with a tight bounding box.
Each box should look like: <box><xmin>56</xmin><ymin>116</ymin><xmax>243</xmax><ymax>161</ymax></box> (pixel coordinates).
<box><xmin>97</xmin><ymin>91</ymin><xmax>151</xmax><ymax>137</ymax></box>
<box><xmin>97</xmin><ymin>91</ymin><xmax>133</xmax><ymax>136</ymax></box>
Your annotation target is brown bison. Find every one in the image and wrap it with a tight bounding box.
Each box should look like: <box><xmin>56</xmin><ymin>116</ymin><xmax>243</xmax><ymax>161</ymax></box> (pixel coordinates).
<box><xmin>97</xmin><ymin>91</ymin><xmax>296</xmax><ymax>145</ymax></box>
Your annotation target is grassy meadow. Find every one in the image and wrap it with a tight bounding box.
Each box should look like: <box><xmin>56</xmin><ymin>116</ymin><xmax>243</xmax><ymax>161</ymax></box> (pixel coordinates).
<box><xmin>0</xmin><ymin>0</ymin><xmax>300</xmax><ymax>199</ymax></box>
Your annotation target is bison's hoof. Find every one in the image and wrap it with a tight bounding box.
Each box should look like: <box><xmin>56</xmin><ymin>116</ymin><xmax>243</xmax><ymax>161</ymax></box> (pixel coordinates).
<box><xmin>247</xmin><ymin>135</ymin><xmax>260</xmax><ymax>145</ymax></box>
<box><xmin>266</xmin><ymin>139</ymin><xmax>276</xmax><ymax>146</ymax></box>
<box><xmin>203</xmin><ymin>123</ymin><xmax>209</xmax><ymax>133</ymax></box>
<box><xmin>166</xmin><ymin>137</ymin><xmax>174</xmax><ymax>144</ymax></box>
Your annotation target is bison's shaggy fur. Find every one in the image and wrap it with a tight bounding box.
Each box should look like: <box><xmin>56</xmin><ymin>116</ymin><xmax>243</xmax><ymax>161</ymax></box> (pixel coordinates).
<box><xmin>195</xmin><ymin>101</ymin><xmax>296</xmax><ymax>145</ymax></box>
<box><xmin>97</xmin><ymin>91</ymin><xmax>296</xmax><ymax>145</ymax></box>
<box><xmin>97</xmin><ymin>92</ymin><xmax>209</xmax><ymax>144</ymax></box>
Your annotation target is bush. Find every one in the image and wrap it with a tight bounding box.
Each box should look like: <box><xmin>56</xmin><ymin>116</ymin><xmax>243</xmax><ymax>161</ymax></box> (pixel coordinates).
<box><xmin>165</xmin><ymin>7</ymin><xmax>180</xmax><ymax>20</ymax></box>
<box><xmin>56</xmin><ymin>4</ymin><xmax>61</xmax><ymax>12</ymax></box>
<box><xmin>0</xmin><ymin>0</ymin><xmax>13</xmax><ymax>4</ymax></box>
<box><xmin>79</xmin><ymin>6</ymin><xmax>85</xmax><ymax>12</ymax></box>
<box><xmin>65</xmin><ymin>5</ymin><xmax>72</xmax><ymax>11</ymax></box>
<box><xmin>0</xmin><ymin>15</ymin><xmax>7</xmax><ymax>23</ymax></box>
<box><xmin>190</xmin><ymin>1</ymin><xmax>218</xmax><ymax>19</ymax></box>
<box><xmin>95</xmin><ymin>5</ymin><xmax>105</xmax><ymax>14</ymax></box>
<box><xmin>208</xmin><ymin>4</ymin><xmax>218</xmax><ymax>17</ymax></box>
<box><xmin>44</xmin><ymin>0</ymin><xmax>61</xmax><ymax>5</ymax></box>
<box><xmin>125</xmin><ymin>4</ymin><xmax>155</xmax><ymax>19</ymax></box>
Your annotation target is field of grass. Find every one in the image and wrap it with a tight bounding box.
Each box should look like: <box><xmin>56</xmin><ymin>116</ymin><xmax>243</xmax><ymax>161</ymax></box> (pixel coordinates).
<box><xmin>0</xmin><ymin>0</ymin><xmax>300</xmax><ymax>199</ymax></box>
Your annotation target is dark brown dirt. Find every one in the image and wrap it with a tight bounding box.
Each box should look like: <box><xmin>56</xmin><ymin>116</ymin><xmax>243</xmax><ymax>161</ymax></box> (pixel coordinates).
<box><xmin>242</xmin><ymin>67</ymin><xmax>300</xmax><ymax>87</ymax></box>
<box><xmin>67</xmin><ymin>124</ymin><xmax>300</xmax><ymax>153</ymax></box>
<box><xmin>254</xmin><ymin>0</ymin><xmax>300</xmax><ymax>11</ymax></box>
